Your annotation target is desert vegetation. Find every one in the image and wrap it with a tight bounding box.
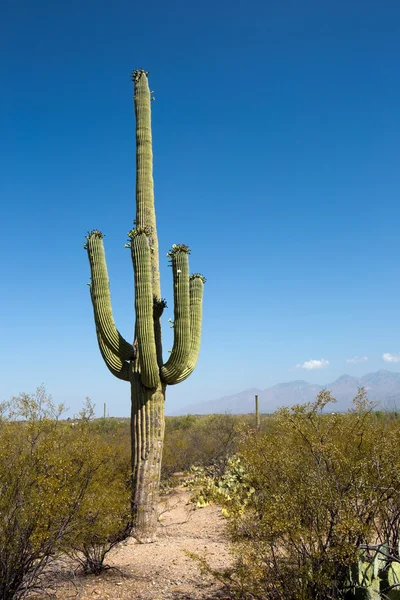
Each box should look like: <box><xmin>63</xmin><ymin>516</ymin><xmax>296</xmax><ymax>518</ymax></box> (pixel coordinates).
<box><xmin>0</xmin><ymin>387</ymin><xmax>400</xmax><ymax>600</ymax></box>
<box><xmin>0</xmin><ymin>387</ymin><xmax>131</xmax><ymax>600</ymax></box>
<box><xmin>4</xmin><ymin>385</ymin><xmax>400</xmax><ymax>598</ymax></box>
<box><xmin>0</xmin><ymin>382</ymin><xmax>257</xmax><ymax>598</ymax></box>
<box><xmin>192</xmin><ymin>390</ymin><xmax>400</xmax><ymax>599</ymax></box>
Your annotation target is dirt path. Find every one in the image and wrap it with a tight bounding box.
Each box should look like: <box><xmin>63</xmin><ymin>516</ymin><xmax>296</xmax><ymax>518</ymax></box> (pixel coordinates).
<box><xmin>41</xmin><ymin>488</ymin><xmax>232</xmax><ymax>599</ymax></box>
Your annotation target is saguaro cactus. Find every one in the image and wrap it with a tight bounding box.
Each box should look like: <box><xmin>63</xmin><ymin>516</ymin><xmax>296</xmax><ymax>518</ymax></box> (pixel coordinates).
<box><xmin>84</xmin><ymin>69</ymin><xmax>205</xmax><ymax>542</ymax></box>
<box><xmin>255</xmin><ymin>394</ymin><xmax>260</xmax><ymax>429</ymax></box>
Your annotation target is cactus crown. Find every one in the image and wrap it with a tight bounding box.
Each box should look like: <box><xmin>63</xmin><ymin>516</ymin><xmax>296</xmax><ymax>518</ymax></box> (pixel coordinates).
<box><xmin>190</xmin><ymin>273</ymin><xmax>207</xmax><ymax>284</ymax></box>
<box><xmin>83</xmin><ymin>229</ymin><xmax>104</xmax><ymax>249</ymax></box>
<box><xmin>131</xmin><ymin>68</ymin><xmax>149</xmax><ymax>83</ymax></box>
<box><xmin>86</xmin><ymin>229</ymin><xmax>104</xmax><ymax>239</ymax></box>
<box><xmin>166</xmin><ymin>244</ymin><xmax>191</xmax><ymax>260</ymax></box>
<box><xmin>127</xmin><ymin>226</ymin><xmax>153</xmax><ymax>239</ymax></box>
<box><xmin>126</xmin><ymin>227</ymin><xmax>155</xmax><ymax>253</ymax></box>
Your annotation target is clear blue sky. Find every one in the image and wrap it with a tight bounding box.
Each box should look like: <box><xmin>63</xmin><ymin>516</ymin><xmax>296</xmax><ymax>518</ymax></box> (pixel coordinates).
<box><xmin>1</xmin><ymin>0</ymin><xmax>400</xmax><ymax>416</ymax></box>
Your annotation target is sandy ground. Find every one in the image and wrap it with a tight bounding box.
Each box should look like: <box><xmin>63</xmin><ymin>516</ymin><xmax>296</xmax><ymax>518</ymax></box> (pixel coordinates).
<box><xmin>35</xmin><ymin>488</ymin><xmax>232</xmax><ymax>600</ymax></box>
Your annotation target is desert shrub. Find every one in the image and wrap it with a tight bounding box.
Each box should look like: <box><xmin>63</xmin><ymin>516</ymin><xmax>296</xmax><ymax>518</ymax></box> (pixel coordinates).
<box><xmin>89</xmin><ymin>415</ymin><xmax>131</xmax><ymax>439</ymax></box>
<box><xmin>65</xmin><ymin>465</ymin><xmax>130</xmax><ymax>575</ymax></box>
<box><xmin>162</xmin><ymin>413</ymin><xmax>241</xmax><ymax>479</ymax></box>
<box><xmin>0</xmin><ymin>387</ymin><xmax>95</xmax><ymax>598</ymax></box>
<box><xmin>183</xmin><ymin>455</ymin><xmax>255</xmax><ymax>511</ymax></box>
<box><xmin>63</xmin><ymin>402</ymin><xmax>131</xmax><ymax>575</ymax></box>
<box><xmin>0</xmin><ymin>388</ymin><xmax>131</xmax><ymax>598</ymax></box>
<box><xmin>214</xmin><ymin>389</ymin><xmax>400</xmax><ymax>600</ymax></box>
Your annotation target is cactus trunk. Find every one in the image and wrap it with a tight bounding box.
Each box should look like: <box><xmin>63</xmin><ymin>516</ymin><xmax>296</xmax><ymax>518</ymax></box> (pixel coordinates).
<box><xmin>130</xmin><ymin>373</ymin><xmax>165</xmax><ymax>542</ymax></box>
<box><xmin>85</xmin><ymin>69</ymin><xmax>205</xmax><ymax>542</ymax></box>
<box><xmin>255</xmin><ymin>394</ymin><xmax>260</xmax><ymax>429</ymax></box>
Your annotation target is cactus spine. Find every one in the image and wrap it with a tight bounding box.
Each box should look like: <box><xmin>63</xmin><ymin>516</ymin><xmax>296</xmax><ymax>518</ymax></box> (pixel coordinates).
<box><xmin>85</xmin><ymin>70</ymin><xmax>205</xmax><ymax>542</ymax></box>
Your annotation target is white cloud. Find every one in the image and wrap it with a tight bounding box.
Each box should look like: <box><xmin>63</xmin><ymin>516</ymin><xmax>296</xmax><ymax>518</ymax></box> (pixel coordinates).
<box><xmin>382</xmin><ymin>352</ymin><xmax>400</xmax><ymax>363</ymax></box>
<box><xmin>346</xmin><ymin>356</ymin><xmax>368</xmax><ymax>364</ymax></box>
<box><xmin>296</xmin><ymin>359</ymin><xmax>329</xmax><ymax>371</ymax></box>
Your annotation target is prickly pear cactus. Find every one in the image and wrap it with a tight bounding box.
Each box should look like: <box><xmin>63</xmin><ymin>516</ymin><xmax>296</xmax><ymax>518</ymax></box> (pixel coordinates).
<box><xmin>345</xmin><ymin>551</ymin><xmax>380</xmax><ymax>599</ymax></box>
<box><xmin>379</xmin><ymin>544</ymin><xmax>400</xmax><ymax>600</ymax></box>
<box><xmin>345</xmin><ymin>545</ymin><xmax>400</xmax><ymax>600</ymax></box>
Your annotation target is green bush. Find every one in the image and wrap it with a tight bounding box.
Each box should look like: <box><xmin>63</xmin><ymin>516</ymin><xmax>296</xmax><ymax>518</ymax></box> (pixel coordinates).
<box><xmin>162</xmin><ymin>413</ymin><xmax>245</xmax><ymax>480</ymax></box>
<box><xmin>62</xmin><ymin>401</ymin><xmax>131</xmax><ymax>575</ymax></box>
<box><xmin>0</xmin><ymin>387</ymin><xmax>131</xmax><ymax>599</ymax></box>
<box><xmin>214</xmin><ymin>389</ymin><xmax>400</xmax><ymax>600</ymax></box>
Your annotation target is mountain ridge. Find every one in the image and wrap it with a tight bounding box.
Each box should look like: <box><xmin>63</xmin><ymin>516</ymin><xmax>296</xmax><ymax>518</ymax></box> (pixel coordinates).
<box><xmin>169</xmin><ymin>370</ymin><xmax>400</xmax><ymax>416</ymax></box>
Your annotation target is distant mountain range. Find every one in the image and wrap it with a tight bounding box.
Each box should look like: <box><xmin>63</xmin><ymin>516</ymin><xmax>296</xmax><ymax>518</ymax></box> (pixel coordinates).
<box><xmin>171</xmin><ymin>370</ymin><xmax>400</xmax><ymax>415</ymax></box>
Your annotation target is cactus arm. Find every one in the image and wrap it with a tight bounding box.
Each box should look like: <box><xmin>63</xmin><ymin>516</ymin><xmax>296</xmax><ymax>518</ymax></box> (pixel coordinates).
<box><xmin>132</xmin><ymin>69</ymin><xmax>160</xmax><ymax>299</ymax></box>
<box><xmin>86</xmin><ymin>231</ymin><xmax>134</xmax><ymax>361</ymax></box>
<box><xmin>173</xmin><ymin>274</ymin><xmax>205</xmax><ymax>384</ymax></box>
<box><xmin>95</xmin><ymin>323</ymin><xmax>130</xmax><ymax>381</ymax></box>
<box><xmin>160</xmin><ymin>246</ymin><xmax>191</xmax><ymax>385</ymax></box>
<box><xmin>130</xmin><ymin>230</ymin><xmax>160</xmax><ymax>389</ymax></box>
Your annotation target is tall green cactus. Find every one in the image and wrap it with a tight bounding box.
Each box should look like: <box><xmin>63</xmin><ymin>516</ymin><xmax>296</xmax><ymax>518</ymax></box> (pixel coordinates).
<box><xmin>85</xmin><ymin>69</ymin><xmax>205</xmax><ymax>542</ymax></box>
